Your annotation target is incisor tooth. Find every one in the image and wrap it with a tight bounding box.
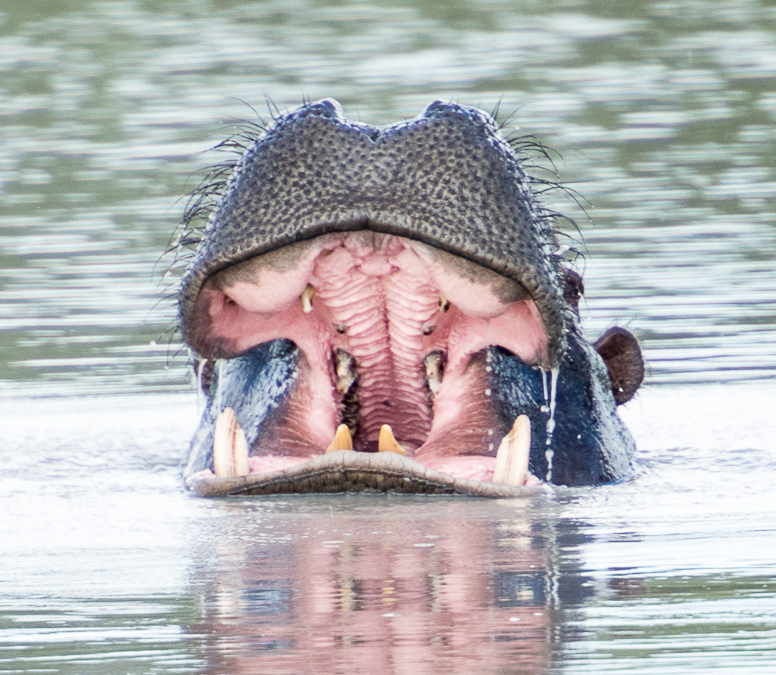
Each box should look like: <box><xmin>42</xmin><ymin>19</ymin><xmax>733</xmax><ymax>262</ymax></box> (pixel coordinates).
<box><xmin>326</xmin><ymin>424</ymin><xmax>353</xmax><ymax>453</ymax></box>
<box><xmin>378</xmin><ymin>424</ymin><xmax>407</xmax><ymax>456</ymax></box>
<box><xmin>492</xmin><ymin>414</ymin><xmax>531</xmax><ymax>486</ymax></box>
<box><xmin>438</xmin><ymin>294</ymin><xmax>450</xmax><ymax>313</ymax></box>
<box><xmin>213</xmin><ymin>407</ymin><xmax>250</xmax><ymax>477</ymax></box>
<box><xmin>301</xmin><ymin>283</ymin><xmax>315</xmax><ymax>313</ymax></box>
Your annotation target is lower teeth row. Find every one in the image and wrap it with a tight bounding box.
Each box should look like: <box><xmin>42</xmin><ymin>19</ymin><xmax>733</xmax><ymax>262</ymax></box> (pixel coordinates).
<box><xmin>211</xmin><ymin>406</ymin><xmax>531</xmax><ymax>488</ymax></box>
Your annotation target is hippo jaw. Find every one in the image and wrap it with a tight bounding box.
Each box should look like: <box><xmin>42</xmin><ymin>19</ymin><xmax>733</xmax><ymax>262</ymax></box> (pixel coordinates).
<box><xmin>183</xmin><ymin>230</ymin><xmax>549</xmax><ymax>497</ymax></box>
<box><xmin>178</xmin><ymin>100</ymin><xmax>644</xmax><ymax>497</ymax></box>
<box><xmin>187</xmin><ymin>450</ymin><xmax>537</xmax><ymax>498</ymax></box>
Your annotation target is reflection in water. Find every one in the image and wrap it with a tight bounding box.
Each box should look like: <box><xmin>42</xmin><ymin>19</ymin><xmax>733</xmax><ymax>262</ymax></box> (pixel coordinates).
<box><xmin>1</xmin><ymin>389</ymin><xmax>776</xmax><ymax>673</ymax></box>
<box><xmin>187</xmin><ymin>497</ymin><xmax>587</xmax><ymax>674</ymax></box>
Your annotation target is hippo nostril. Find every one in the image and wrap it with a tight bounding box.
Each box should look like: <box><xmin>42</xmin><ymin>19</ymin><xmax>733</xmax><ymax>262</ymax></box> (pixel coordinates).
<box><xmin>308</xmin><ymin>98</ymin><xmax>344</xmax><ymax>120</ymax></box>
<box><xmin>420</xmin><ymin>100</ymin><xmax>496</xmax><ymax>132</ymax></box>
<box><xmin>423</xmin><ymin>100</ymin><xmax>455</xmax><ymax>115</ymax></box>
<box><xmin>422</xmin><ymin>100</ymin><xmax>479</xmax><ymax>121</ymax></box>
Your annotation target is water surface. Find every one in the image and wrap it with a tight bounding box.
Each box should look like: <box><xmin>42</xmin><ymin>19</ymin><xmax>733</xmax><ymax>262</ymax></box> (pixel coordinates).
<box><xmin>1</xmin><ymin>0</ymin><xmax>775</xmax><ymax>673</ymax></box>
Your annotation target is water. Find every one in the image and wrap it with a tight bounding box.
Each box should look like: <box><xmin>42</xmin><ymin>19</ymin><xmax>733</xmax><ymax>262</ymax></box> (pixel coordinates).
<box><xmin>1</xmin><ymin>0</ymin><xmax>775</xmax><ymax>672</ymax></box>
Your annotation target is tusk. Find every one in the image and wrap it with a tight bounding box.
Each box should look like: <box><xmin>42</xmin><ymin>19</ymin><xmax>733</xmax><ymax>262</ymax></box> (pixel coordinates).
<box><xmin>301</xmin><ymin>283</ymin><xmax>315</xmax><ymax>313</ymax></box>
<box><xmin>378</xmin><ymin>424</ymin><xmax>407</xmax><ymax>456</ymax></box>
<box><xmin>213</xmin><ymin>407</ymin><xmax>250</xmax><ymax>477</ymax></box>
<box><xmin>326</xmin><ymin>424</ymin><xmax>354</xmax><ymax>453</ymax></box>
<box><xmin>492</xmin><ymin>414</ymin><xmax>531</xmax><ymax>486</ymax></box>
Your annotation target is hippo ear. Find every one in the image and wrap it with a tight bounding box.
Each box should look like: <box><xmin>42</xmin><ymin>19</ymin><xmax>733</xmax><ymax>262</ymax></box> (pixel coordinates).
<box><xmin>593</xmin><ymin>326</ymin><xmax>644</xmax><ymax>405</ymax></box>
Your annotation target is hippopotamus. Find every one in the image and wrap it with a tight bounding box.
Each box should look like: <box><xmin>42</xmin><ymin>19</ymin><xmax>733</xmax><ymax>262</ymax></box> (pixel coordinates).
<box><xmin>176</xmin><ymin>99</ymin><xmax>644</xmax><ymax>497</ymax></box>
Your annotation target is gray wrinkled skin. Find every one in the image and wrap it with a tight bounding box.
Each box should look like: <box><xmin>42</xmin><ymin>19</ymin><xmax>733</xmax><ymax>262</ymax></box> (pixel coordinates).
<box><xmin>179</xmin><ymin>99</ymin><xmax>566</xmax><ymax>364</ymax></box>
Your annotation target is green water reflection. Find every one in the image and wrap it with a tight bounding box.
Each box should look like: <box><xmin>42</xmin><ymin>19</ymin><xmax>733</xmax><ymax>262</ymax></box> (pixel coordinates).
<box><xmin>1</xmin><ymin>0</ymin><xmax>775</xmax><ymax>394</ymax></box>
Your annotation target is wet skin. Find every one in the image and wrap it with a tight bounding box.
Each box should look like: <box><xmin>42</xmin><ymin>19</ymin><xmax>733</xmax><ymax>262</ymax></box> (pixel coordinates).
<box><xmin>175</xmin><ymin>99</ymin><xmax>644</xmax><ymax>497</ymax></box>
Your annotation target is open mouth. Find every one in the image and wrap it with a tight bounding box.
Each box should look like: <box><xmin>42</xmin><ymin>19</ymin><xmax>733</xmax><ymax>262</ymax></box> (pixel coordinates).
<box><xmin>184</xmin><ymin>231</ymin><xmax>554</xmax><ymax>497</ymax></box>
<box><xmin>176</xmin><ymin>98</ymin><xmax>642</xmax><ymax>495</ymax></box>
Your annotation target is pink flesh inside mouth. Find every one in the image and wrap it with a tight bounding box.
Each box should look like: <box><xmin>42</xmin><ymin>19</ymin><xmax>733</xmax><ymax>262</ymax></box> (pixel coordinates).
<box><xmin>191</xmin><ymin>232</ymin><xmax>549</xmax><ymax>488</ymax></box>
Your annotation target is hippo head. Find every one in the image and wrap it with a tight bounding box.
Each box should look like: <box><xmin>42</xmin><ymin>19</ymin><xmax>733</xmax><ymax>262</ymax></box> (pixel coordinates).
<box><xmin>175</xmin><ymin>99</ymin><xmax>644</xmax><ymax>497</ymax></box>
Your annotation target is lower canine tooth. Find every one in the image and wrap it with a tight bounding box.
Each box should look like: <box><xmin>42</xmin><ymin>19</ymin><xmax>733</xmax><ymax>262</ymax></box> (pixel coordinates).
<box><xmin>326</xmin><ymin>424</ymin><xmax>353</xmax><ymax>453</ymax></box>
<box><xmin>378</xmin><ymin>424</ymin><xmax>407</xmax><ymax>456</ymax></box>
<box><xmin>492</xmin><ymin>414</ymin><xmax>531</xmax><ymax>486</ymax></box>
<box><xmin>213</xmin><ymin>407</ymin><xmax>250</xmax><ymax>477</ymax></box>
